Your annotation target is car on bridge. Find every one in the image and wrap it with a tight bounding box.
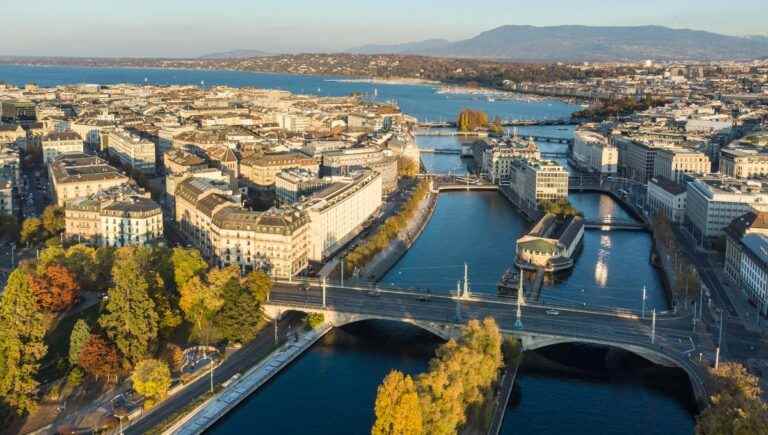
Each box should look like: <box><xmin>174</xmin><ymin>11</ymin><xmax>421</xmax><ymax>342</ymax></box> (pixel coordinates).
<box><xmin>546</xmin><ymin>309</ymin><xmax>560</xmax><ymax>316</ymax></box>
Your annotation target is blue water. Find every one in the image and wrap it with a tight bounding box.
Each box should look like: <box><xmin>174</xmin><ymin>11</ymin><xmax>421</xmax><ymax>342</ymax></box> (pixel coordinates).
<box><xmin>0</xmin><ymin>64</ymin><xmax>576</xmax><ymax>122</ymax></box>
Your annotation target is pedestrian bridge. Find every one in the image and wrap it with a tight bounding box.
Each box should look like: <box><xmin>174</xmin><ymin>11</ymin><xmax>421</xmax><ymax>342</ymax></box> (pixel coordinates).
<box><xmin>264</xmin><ymin>283</ymin><xmax>710</xmax><ymax>406</ymax></box>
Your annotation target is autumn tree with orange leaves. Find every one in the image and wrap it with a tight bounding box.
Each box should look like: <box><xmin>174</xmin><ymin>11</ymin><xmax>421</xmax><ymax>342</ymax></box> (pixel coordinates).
<box><xmin>78</xmin><ymin>334</ymin><xmax>120</xmax><ymax>383</ymax></box>
<box><xmin>30</xmin><ymin>264</ymin><xmax>80</xmax><ymax>312</ymax></box>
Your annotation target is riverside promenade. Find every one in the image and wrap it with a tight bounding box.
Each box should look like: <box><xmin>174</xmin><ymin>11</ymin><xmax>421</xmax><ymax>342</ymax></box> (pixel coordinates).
<box><xmin>165</xmin><ymin>324</ymin><xmax>333</xmax><ymax>435</ymax></box>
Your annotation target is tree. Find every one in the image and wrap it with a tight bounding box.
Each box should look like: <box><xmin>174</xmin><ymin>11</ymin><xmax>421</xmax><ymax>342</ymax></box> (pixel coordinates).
<box><xmin>20</xmin><ymin>217</ymin><xmax>43</xmax><ymax>246</ymax></box>
<box><xmin>78</xmin><ymin>334</ymin><xmax>120</xmax><ymax>382</ymax></box>
<box><xmin>68</xmin><ymin>319</ymin><xmax>91</xmax><ymax>366</ymax></box>
<box><xmin>41</xmin><ymin>205</ymin><xmax>65</xmax><ymax>236</ymax></box>
<box><xmin>489</xmin><ymin>116</ymin><xmax>504</xmax><ymax>136</ymax></box>
<box><xmin>397</xmin><ymin>157</ymin><xmax>419</xmax><ymax>178</ymax></box>
<box><xmin>94</xmin><ymin>246</ymin><xmax>116</xmax><ymax>292</ymax></box>
<box><xmin>162</xmin><ymin>343</ymin><xmax>185</xmax><ymax>373</ymax></box>
<box><xmin>214</xmin><ymin>279</ymin><xmax>263</xmax><ymax>344</ymax></box>
<box><xmin>457</xmin><ymin>109</ymin><xmax>489</xmax><ymax>132</ymax></box>
<box><xmin>179</xmin><ymin>276</ymin><xmax>223</xmax><ymax>344</ymax></box>
<box><xmin>36</xmin><ymin>244</ymin><xmax>66</xmax><ymax>273</ymax></box>
<box><xmin>696</xmin><ymin>362</ymin><xmax>768</xmax><ymax>435</ymax></box>
<box><xmin>131</xmin><ymin>359</ymin><xmax>172</xmax><ymax>409</ymax></box>
<box><xmin>0</xmin><ymin>269</ymin><xmax>48</xmax><ymax>414</ymax></box>
<box><xmin>31</xmin><ymin>264</ymin><xmax>80</xmax><ymax>312</ymax></box>
<box><xmin>64</xmin><ymin>244</ymin><xmax>98</xmax><ymax>289</ymax></box>
<box><xmin>372</xmin><ymin>371</ymin><xmax>423</xmax><ymax>435</ymax></box>
<box><xmin>171</xmin><ymin>248</ymin><xmax>207</xmax><ymax>291</ymax></box>
<box><xmin>244</xmin><ymin>270</ymin><xmax>272</xmax><ymax>304</ymax></box>
<box><xmin>98</xmin><ymin>248</ymin><xmax>159</xmax><ymax>366</ymax></box>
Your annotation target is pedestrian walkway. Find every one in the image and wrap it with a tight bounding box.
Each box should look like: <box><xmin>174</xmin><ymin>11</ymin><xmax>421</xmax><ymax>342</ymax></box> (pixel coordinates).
<box><xmin>165</xmin><ymin>324</ymin><xmax>333</xmax><ymax>435</ymax></box>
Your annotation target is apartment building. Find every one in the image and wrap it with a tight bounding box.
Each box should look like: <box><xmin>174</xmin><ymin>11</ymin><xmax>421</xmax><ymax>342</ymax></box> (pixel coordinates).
<box><xmin>175</xmin><ymin>177</ymin><xmax>309</xmax><ymax>277</ymax></box>
<box><xmin>724</xmin><ymin>211</ymin><xmax>768</xmax><ymax>315</ymax></box>
<box><xmin>482</xmin><ymin>138</ymin><xmax>541</xmax><ymax>183</ymax></box>
<box><xmin>321</xmin><ymin>147</ymin><xmax>385</xmax><ymax>176</ymax></box>
<box><xmin>106</xmin><ymin>128</ymin><xmax>157</xmax><ymax>174</ymax></box>
<box><xmin>648</xmin><ymin>176</ymin><xmax>687</xmax><ymax>224</ymax></box>
<box><xmin>49</xmin><ymin>153</ymin><xmax>130</xmax><ymax>206</ymax></box>
<box><xmin>572</xmin><ymin>131</ymin><xmax>618</xmax><ymax>174</ymax></box>
<box><xmin>163</xmin><ymin>147</ymin><xmax>208</xmax><ymax>176</ymax></box>
<box><xmin>685</xmin><ymin>175</ymin><xmax>768</xmax><ymax>246</ymax></box>
<box><xmin>614</xmin><ymin>136</ymin><xmax>667</xmax><ymax>183</ymax></box>
<box><xmin>275</xmin><ymin>169</ymin><xmax>330</xmax><ymax>205</ymax></box>
<box><xmin>304</xmin><ymin>170</ymin><xmax>383</xmax><ymax>261</ymax></box>
<box><xmin>509</xmin><ymin>159</ymin><xmax>569</xmax><ymax>210</ymax></box>
<box><xmin>653</xmin><ymin>147</ymin><xmax>710</xmax><ymax>183</ymax></box>
<box><xmin>240</xmin><ymin>152</ymin><xmax>319</xmax><ymax>189</ymax></box>
<box><xmin>41</xmin><ymin>130</ymin><xmax>84</xmax><ymax>164</ymax></box>
<box><xmin>720</xmin><ymin>148</ymin><xmax>768</xmax><ymax>179</ymax></box>
<box><xmin>65</xmin><ymin>184</ymin><xmax>163</xmax><ymax>247</ymax></box>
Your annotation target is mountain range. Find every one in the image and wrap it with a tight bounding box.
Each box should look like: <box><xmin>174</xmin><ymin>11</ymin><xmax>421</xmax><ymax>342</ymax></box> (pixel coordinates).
<box><xmin>347</xmin><ymin>25</ymin><xmax>768</xmax><ymax>61</ymax></box>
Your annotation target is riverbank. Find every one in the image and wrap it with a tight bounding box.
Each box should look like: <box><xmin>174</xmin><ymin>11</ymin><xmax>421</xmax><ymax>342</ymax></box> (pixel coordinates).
<box><xmin>354</xmin><ymin>185</ymin><xmax>438</xmax><ymax>282</ymax></box>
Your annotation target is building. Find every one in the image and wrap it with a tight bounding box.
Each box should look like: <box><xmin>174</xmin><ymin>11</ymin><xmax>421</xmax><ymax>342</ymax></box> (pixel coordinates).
<box><xmin>321</xmin><ymin>147</ymin><xmax>385</xmax><ymax>176</ymax></box>
<box><xmin>515</xmin><ymin>213</ymin><xmax>584</xmax><ymax>272</ymax></box>
<box><xmin>49</xmin><ymin>153</ymin><xmax>131</xmax><ymax>206</ymax></box>
<box><xmin>368</xmin><ymin>156</ymin><xmax>399</xmax><ymax>194</ymax></box>
<box><xmin>276</xmin><ymin>113</ymin><xmax>311</xmax><ymax>132</ymax></box>
<box><xmin>0</xmin><ymin>125</ymin><xmax>26</xmax><ymax>149</ymax></box>
<box><xmin>724</xmin><ymin>211</ymin><xmax>768</xmax><ymax>315</ymax></box>
<box><xmin>481</xmin><ymin>138</ymin><xmax>541</xmax><ymax>183</ymax></box>
<box><xmin>240</xmin><ymin>152</ymin><xmax>319</xmax><ymax>190</ymax></box>
<box><xmin>106</xmin><ymin>129</ymin><xmax>157</xmax><ymax>174</ymax></box>
<box><xmin>648</xmin><ymin>177</ymin><xmax>687</xmax><ymax>224</ymax></box>
<box><xmin>175</xmin><ymin>177</ymin><xmax>309</xmax><ymax>277</ymax></box>
<box><xmin>303</xmin><ymin>170</ymin><xmax>383</xmax><ymax>261</ymax></box>
<box><xmin>572</xmin><ymin>131</ymin><xmax>618</xmax><ymax>174</ymax></box>
<box><xmin>614</xmin><ymin>136</ymin><xmax>667</xmax><ymax>183</ymax></box>
<box><xmin>720</xmin><ymin>148</ymin><xmax>768</xmax><ymax>179</ymax></box>
<box><xmin>0</xmin><ymin>101</ymin><xmax>36</xmax><ymax>124</ymax></box>
<box><xmin>163</xmin><ymin>148</ymin><xmax>208</xmax><ymax>176</ymax></box>
<box><xmin>65</xmin><ymin>184</ymin><xmax>163</xmax><ymax>247</ymax></box>
<box><xmin>41</xmin><ymin>130</ymin><xmax>84</xmax><ymax>164</ymax></box>
<box><xmin>685</xmin><ymin>175</ymin><xmax>768</xmax><ymax>246</ymax></box>
<box><xmin>275</xmin><ymin>169</ymin><xmax>330</xmax><ymax>205</ymax></box>
<box><xmin>509</xmin><ymin>159</ymin><xmax>569</xmax><ymax>210</ymax></box>
<box><xmin>653</xmin><ymin>147</ymin><xmax>710</xmax><ymax>183</ymax></box>
<box><xmin>0</xmin><ymin>171</ymin><xmax>14</xmax><ymax>216</ymax></box>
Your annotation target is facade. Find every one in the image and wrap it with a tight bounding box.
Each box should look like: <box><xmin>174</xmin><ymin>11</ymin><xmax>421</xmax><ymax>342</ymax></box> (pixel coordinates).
<box><xmin>720</xmin><ymin>149</ymin><xmax>768</xmax><ymax>179</ymax></box>
<box><xmin>509</xmin><ymin>159</ymin><xmax>569</xmax><ymax>210</ymax></box>
<box><xmin>0</xmin><ymin>125</ymin><xmax>26</xmax><ymax>149</ymax></box>
<box><xmin>49</xmin><ymin>153</ymin><xmax>131</xmax><ymax>206</ymax></box>
<box><xmin>41</xmin><ymin>130</ymin><xmax>84</xmax><ymax>164</ymax></box>
<box><xmin>685</xmin><ymin>175</ymin><xmax>768</xmax><ymax>246</ymax></box>
<box><xmin>724</xmin><ymin>211</ymin><xmax>768</xmax><ymax>315</ymax></box>
<box><xmin>304</xmin><ymin>171</ymin><xmax>383</xmax><ymax>262</ymax></box>
<box><xmin>572</xmin><ymin>131</ymin><xmax>618</xmax><ymax>174</ymax></box>
<box><xmin>175</xmin><ymin>177</ymin><xmax>309</xmax><ymax>277</ymax></box>
<box><xmin>0</xmin><ymin>172</ymin><xmax>14</xmax><ymax>216</ymax></box>
<box><xmin>65</xmin><ymin>185</ymin><xmax>163</xmax><ymax>247</ymax></box>
<box><xmin>615</xmin><ymin>136</ymin><xmax>664</xmax><ymax>183</ymax></box>
<box><xmin>648</xmin><ymin>177</ymin><xmax>687</xmax><ymax>224</ymax></box>
<box><xmin>106</xmin><ymin>129</ymin><xmax>157</xmax><ymax>174</ymax></box>
<box><xmin>515</xmin><ymin>213</ymin><xmax>584</xmax><ymax>272</ymax></box>
<box><xmin>275</xmin><ymin>169</ymin><xmax>330</xmax><ymax>205</ymax></box>
<box><xmin>482</xmin><ymin>138</ymin><xmax>541</xmax><ymax>183</ymax></box>
<box><xmin>653</xmin><ymin>147</ymin><xmax>710</xmax><ymax>183</ymax></box>
<box><xmin>321</xmin><ymin>147</ymin><xmax>385</xmax><ymax>176</ymax></box>
<box><xmin>163</xmin><ymin>148</ymin><xmax>208</xmax><ymax>176</ymax></box>
<box><xmin>240</xmin><ymin>152</ymin><xmax>319</xmax><ymax>189</ymax></box>
<box><xmin>368</xmin><ymin>156</ymin><xmax>399</xmax><ymax>194</ymax></box>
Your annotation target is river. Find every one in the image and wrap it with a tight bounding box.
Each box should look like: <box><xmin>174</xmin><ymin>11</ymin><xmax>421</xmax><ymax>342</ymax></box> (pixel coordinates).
<box><xmin>0</xmin><ymin>65</ymin><xmax>694</xmax><ymax>434</ymax></box>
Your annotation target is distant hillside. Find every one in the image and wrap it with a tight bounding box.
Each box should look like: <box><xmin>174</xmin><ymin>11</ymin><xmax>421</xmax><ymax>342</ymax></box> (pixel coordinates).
<box><xmin>199</xmin><ymin>49</ymin><xmax>271</xmax><ymax>59</ymax></box>
<box><xmin>348</xmin><ymin>25</ymin><xmax>768</xmax><ymax>61</ymax></box>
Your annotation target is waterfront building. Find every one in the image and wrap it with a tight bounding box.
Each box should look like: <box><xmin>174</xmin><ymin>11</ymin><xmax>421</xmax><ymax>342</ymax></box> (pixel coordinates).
<box><xmin>572</xmin><ymin>131</ymin><xmax>618</xmax><ymax>174</ymax></box>
<box><xmin>724</xmin><ymin>211</ymin><xmax>768</xmax><ymax>315</ymax></box>
<box><xmin>509</xmin><ymin>159</ymin><xmax>569</xmax><ymax>210</ymax></box>
<box><xmin>515</xmin><ymin>213</ymin><xmax>584</xmax><ymax>272</ymax></box>
<box><xmin>648</xmin><ymin>177</ymin><xmax>687</xmax><ymax>224</ymax></box>
<box><xmin>41</xmin><ymin>130</ymin><xmax>84</xmax><ymax>164</ymax></box>
<box><xmin>240</xmin><ymin>152</ymin><xmax>319</xmax><ymax>190</ymax></box>
<box><xmin>65</xmin><ymin>184</ymin><xmax>163</xmax><ymax>247</ymax></box>
<box><xmin>653</xmin><ymin>147</ymin><xmax>710</xmax><ymax>183</ymax></box>
<box><xmin>303</xmin><ymin>170</ymin><xmax>383</xmax><ymax>262</ymax></box>
<box><xmin>481</xmin><ymin>137</ymin><xmax>541</xmax><ymax>183</ymax></box>
<box><xmin>49</xmin><ymin>153</ymin><xmax>131</xmax><ymax>206</ymax></box>
<box><xmin>368</xmin><ymin>156</ymin><xmax>399</xmax><ymax>194</ymax></box>
<box><xmin>275</xmin><ymin>169</ymin><xmax>330</xmax><ymax>205</ymax></box>
<box><xmin>614</xmin><ymin>136</ymin><xmax>670</xmax><ymax>183</ymax></box>
<box><xmin>175</xmin><ymin>177</ymin><xmax>309</xmax><ymax>277</ymax></box>
<box><xmin>685</xmin><ymin>175</ymin><xmax>768</xmax><ymax>246</ymax></box>
<box><xmin>106</xmin><ymin>128</ymin><xmax>157</xmax><ymax>174</ymax></box>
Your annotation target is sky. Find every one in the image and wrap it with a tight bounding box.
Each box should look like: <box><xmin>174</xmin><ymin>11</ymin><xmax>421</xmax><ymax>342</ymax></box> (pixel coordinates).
<box><xmin>1</xmin><ymin>0</ymin><xmax>766</xmax><ymax>58</ymax></box>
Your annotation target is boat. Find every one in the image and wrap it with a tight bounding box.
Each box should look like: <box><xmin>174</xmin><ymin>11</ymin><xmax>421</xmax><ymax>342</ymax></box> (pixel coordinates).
<box><xmin>497</xmin><ymin>267</ymin><xmax>521</xmax><ymax>297</ymax></box>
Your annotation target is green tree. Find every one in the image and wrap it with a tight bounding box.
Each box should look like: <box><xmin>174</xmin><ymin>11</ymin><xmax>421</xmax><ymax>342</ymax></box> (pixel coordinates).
<box><xmin>696</xmin><ymin>362</ymin><xmax>768</xmax><ymax>435</ymax></box>
<box><xmin>94</xmin><ymin>247</ymin><xmax>116</xmax><ymax>291</ymax></box>
<box><xmin>0</xmin><ymin>269</ymin><xmax>48</xmax><ymax>414</ymax></box>
<box><xmin>131</xmin><ymin>359</ymin><xmax>172</xmax><ymax>409</ymax></box>
<box><xmin>372</xmin><ymin>370</ymin><xmax>423</xmax><ymax>435</ymax></box>
<box><xmin>41</xmin><ymin>205</ymin><xmax>65</xmax><ymax>236</ymax></box>
<box><xmin>214</xmin><ymin>279</ymin><xmax>263</xmax><ymax>344</ymax></box>
<box><xmin>64</xmin><ymin>244</ymin><xmax>98</xmax><ymax>289</ymax></box>
<box><xmin>68</xmin><ymin>319</ymin><xmax>91</xmax><ymax>366</ymax></box>
<box><xmin>244</xmin><ymin>270</ymin><xmax>272</xmax><ymax>304</ymax></box>
<box><xmin>20</xmin><ymin>217</ymin><xmax>43</xmax><ymax>246</ymax></box>
<box><xmin>457</xmin><ymin>109</ymin><xmax>489</xmax><ymax>132</ymax></box>
<box><xmin>179</xmin><ymin>276</ymin><xmax>224</xmax><ymax>345</ymax></box>
<box><xmin>98</xmin><ymin>248</ymin><xmax>160</xmax><ymax>366</ymax></box>
<box><xmin>171</xmin><ymin>247</ymin><xmax>207</xmax><ymax>291</ymax></box>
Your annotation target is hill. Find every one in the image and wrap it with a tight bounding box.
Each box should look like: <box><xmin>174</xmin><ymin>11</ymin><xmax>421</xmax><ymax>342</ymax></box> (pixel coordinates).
<box><xmin>199</xmin><ymin>49</ymin><xmax>271</xmax><ymax>59</ymax></box>
<box><xmin>348</xmin><ymin>25</ymin><xmax>768</xmax><ymax>61</ymax></box>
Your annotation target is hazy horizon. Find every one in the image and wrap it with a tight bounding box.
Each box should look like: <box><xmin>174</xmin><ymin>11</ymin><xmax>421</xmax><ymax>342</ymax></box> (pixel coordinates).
<box><xmin>2</xmin><ymin>0</ymin><xmax>767</xmax><ymax>58</ymax></box>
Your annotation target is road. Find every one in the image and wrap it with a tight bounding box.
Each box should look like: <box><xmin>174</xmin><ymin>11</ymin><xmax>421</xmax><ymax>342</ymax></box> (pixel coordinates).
<box><xmin>124</xmin><ymin>312</ymin><xmax>304</xmax><ymax>435</ymax></box>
